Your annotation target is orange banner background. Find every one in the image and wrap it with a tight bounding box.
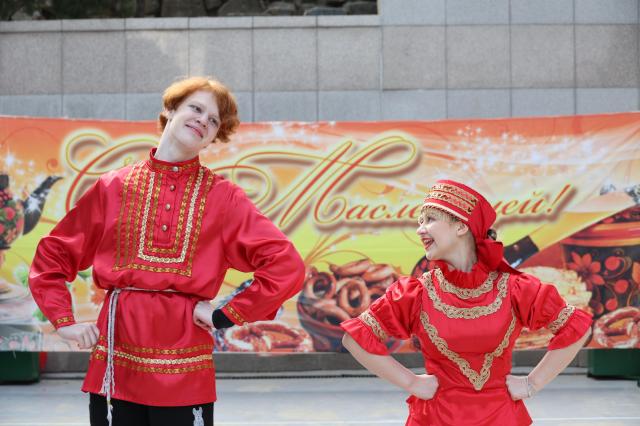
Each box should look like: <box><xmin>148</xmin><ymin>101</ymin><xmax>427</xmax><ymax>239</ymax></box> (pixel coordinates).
<box><xmin>0</xmin><ymin>114</ymin><xmax>639</xmax><ymax>351</ymax></box>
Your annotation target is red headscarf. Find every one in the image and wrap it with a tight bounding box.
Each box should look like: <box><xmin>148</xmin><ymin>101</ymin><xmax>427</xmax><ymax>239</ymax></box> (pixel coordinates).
<box><xmin>422</xmin><ymin>180</ymin><xmax>518</xmax><ymax>273</ymax></box>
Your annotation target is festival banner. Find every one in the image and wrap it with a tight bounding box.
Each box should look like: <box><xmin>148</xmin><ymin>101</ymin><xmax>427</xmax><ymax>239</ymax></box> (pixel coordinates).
<box><xmin>0</xmin><ymin>114</ymin><xmax>639</xmax><ymax>352</ymax></box>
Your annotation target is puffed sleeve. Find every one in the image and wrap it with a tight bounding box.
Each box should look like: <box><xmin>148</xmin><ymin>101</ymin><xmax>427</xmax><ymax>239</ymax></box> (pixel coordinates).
<box><xmin>511</xmin><ymin>273</ymin><xmax>592</xmax><ymax>350</ymax></box>
<box><xmin>220</xmin><ymin>185</ymin><xmax>305</xmax><ymax>325</ymax></box>
<box><xmin>28</xmin><ymin>178</ymin><xmax>105</xmax><ymax>329</ymax></box>
<box><xmin>340</xmin><ymin>276</ymin><xmax>422</xmax><ymax>355</ymax></box>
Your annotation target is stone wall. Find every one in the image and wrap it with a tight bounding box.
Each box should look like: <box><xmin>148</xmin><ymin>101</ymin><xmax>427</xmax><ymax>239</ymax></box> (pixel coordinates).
<box><xmin>1</xmin><ymin>0</ymin><xmax>639</xmax><ymax>122</ymax></box>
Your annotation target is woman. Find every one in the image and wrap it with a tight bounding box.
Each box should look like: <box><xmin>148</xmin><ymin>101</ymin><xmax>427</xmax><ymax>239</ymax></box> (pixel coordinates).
<box><xmin>341</xmin><ymin>180</ymin><xmax>592</xmax><ymax>425</ymax></box>
<box><xmin>29</xmin><ymin>76</ymin><xmax>305</xmax><ymax>426</ymax></box>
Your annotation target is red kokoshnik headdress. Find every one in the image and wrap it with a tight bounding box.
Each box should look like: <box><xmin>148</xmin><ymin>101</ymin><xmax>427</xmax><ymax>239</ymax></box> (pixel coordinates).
<box><xmin>422</xmin><ymin>179</ymin><xmax>518</xmax><ymax>273</ymax></box>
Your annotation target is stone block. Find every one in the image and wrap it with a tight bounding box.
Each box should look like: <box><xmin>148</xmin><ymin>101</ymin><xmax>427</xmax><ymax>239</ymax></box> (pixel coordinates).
<box><xmin>510</xmin><ymin>0</ymin><xmax>574</xmax><ymax>24</ymax></box>
<box><xmin>253</xmin><ymin>16</ymin><xmax>316</xmax><ymax>28</ymax></box>
<box><xmin>319</xmin><ymin>90</ymin><xmax>380</xmax><ymax>120</ymax></box>
<box><xmin>254</xmin><ymin>91</ymin><xmax>317</xmax><ymax>121</ymax></box>
<box><xmin>446</xmin><ymin>0</ymin><xmax>509</xmax><ymax>24</ymax></box>
<box><xmin>125</xmin><ymin>93</ymin><xmax>163</xmax><ymax>120</ymax></box>
<box><xmin>0</xmin><ymin>33</ymin><xmax>62</xmax><ymax>95</ymax></box>
<box><xmin>0</xmin><ymin>95</ymin><xmax>62</xmax><ymax>117</ymax></box>
<box><xmin>379</xmin><ymin>0</ymin><xmax>445</xmax><ymax>25</ymax></box>
<box><xmin>576</xmin><ymin>88</ymin><xmax>639</xmax><ymax>114</ymax></box>
<box><xmin>125</xmin><ymin>17</ymin><xmax>189</xmax><ymax>30</ymax></box>
<box><xmin>63</xmin><ymin>32</ymin><xmax>126</xmax><ymax>94</ymax></box>
<box><xmin>189</xmin><ymin>30</ymin><xmax>252</xmax><ymax>91</ymax></box>
<box><xmin>511</xmin><ymin>25</ymin><xmax>574</xmax><ymax>88</ymax></box>
<box><xmin>254</xmin><ymin>29</ymin><xmax>317</xmax><ymax>91</ymax></box>
<box><xmin>576</xmin><ymin>25</ymin><xmax>639</xmax><ymax>87</ymax></box>
<box><xmin>61</xmin><ymin>19</ymin><xmax>125</xmax><ymax>31</ymax></box>
<box><xmin>318</xmin><ymin>27</ymin><xmax>381</xmax><ymax>90</ymax></box>
<box><xmin>576</xmin><ymin>0</ymin><xmax>638</xmax><ymax>24</ymax></box>
<box><xmin>63</xmin><ymin>94</ymin><xmax>126</xmax><ymax>119</ymax></box>
<box><xmin>383</xmin><ymin>26</ymin><xmax>445</xmax><ymax>90</ymax></box>
<box><xmin>0</xmin><ymin>20</ymin><xmax>61</xmax><ymax>32</ymax></box>
<box><xmin>233</xmin><ymin>91</ymin><xmax>254</xmax><ymax>122</ymax></box>
<box><xmin>447</xmin><ymin>26</ymin><xmax>510</xmax><ymax>89</ymax></box>
<box><xmin>381</xmin><ymin>90</ymin><xmax>446</xmax><ymax>120</ymax></box>
<box><xmin>126</xmin><ymin>31</ymin><xmax>189</xmax><ymax>93</ymax></box>
<box><xmin>189</xmin><ymin>17</ymin><xmax>253</xmax><ymax>29</ymax></box>
<box><xmin>512</xmin><ymin>89</ymin><xmax>574</xmax><ymax>117</ymax></box>
<box><xmin>447</xmin><ymin>89</ymin><xmax>510</xmax><ymax>118</ymax></box>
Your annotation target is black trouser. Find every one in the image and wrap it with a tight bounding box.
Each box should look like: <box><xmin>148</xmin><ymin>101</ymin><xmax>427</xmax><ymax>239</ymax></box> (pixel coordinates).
<box><xmin>89</xmin><ymin>393</ymin><xmax>214</xmax><ymax>426</ymax></box>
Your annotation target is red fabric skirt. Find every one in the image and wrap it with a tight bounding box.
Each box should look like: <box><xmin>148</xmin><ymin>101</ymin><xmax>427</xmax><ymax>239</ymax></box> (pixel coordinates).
<box><xmin>405</xmin><ymin>387</ymin><xmax>532</xmax><ymax>426</ymax></box>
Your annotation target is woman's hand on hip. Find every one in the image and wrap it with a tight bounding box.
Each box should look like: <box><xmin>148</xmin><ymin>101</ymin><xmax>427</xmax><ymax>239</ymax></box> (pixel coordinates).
<box><xmin>56</xmin><ymin>323</ymin><xmax>99</xmax><ymax>349</ymax></box>
<box><xmin>406</xmin><ymin>374</ymin><xmax>439</xmax><ymax>400</ymax></box>
<box><xmin>193</xmin><ymin>300</ymin><xmax>214</xmax><ymax>332</ymax></box>
<box><xmin>506</xmin><ymin>374</ymin><xmax>536</xmax><ymax>400</ymax></box>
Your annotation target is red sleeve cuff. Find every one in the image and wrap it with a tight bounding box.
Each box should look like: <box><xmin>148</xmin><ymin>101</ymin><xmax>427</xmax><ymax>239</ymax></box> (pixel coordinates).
<box><xmin>340</xmin><ymin>317</ymin><xmax>389</xmax><ymax>356</ymax></box>
<box><xmin>548</xmin><ymin>308</ymin><xmax>593</xmax><ymax>350</ymax></box>
<box><xmin>221</xmin><ymin>304</ymin><xmax>247</xmax><ymax>326</ymax></box>
<box><xmin>52</xmin><ymin>315</ymin><xmax>76</xmax><ymax>330</ymax></box>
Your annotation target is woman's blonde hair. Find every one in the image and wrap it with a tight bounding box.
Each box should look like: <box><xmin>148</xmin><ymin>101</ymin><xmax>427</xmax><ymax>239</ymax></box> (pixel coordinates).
<box><xmin>421</xmin><ymin>206</ymin><xmax>458</xmax><ymax>223</ymax></box>
<box><xmin>420</xmin><ymin>206</ymin><xmax>497</xmax><ymax>241</ymax></box>
<box><xmin>158</xmin><ymin>76</ymin><xmax>240</xmax><ymax>144</ymax></box>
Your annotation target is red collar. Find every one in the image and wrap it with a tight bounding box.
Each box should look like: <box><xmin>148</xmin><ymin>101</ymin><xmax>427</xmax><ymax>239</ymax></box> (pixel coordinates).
<box><xmin>146</xmin><ymin>148</ymin><xmax>201</xmax><ymax>174</ymax></box>
<box><xmin>434</xmin><ymin>261</ymin><xmax>491</xmax><ymax>289</ymax></box>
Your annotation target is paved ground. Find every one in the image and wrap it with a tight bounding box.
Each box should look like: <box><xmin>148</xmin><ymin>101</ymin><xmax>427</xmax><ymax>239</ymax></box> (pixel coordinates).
<box><xmin>0</xmin><ymin>370</ymin><xmax>639</xmax><ymax>426</ymax></box>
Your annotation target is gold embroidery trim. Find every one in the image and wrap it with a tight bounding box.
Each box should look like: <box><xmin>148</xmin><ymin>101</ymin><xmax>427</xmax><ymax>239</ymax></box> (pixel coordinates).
<box><xmin>430</xmin><ymin>183</ymin><xmax>478</xmax><ymax>207</ymax></box>
<box><xmin>145</xmin><ymin>172</ymin><xmax>195</xmax><ymax>254</ymax></box>
<box><xmin>149</xmin><ymin>161</ymin><xmax>199</xmax><ymax>173</ymax></box>
<box><xmin>93</xmin><ymin>353</ymin><xmax>212</xmax><ymax>374</ymax></box>
<box><xmin>119</xmin><ymin>163</ymin><xmax>146</xmax><ymax>268</ymax></box>
<box><xmin>130</xmin><ymin>164</ymin><xmax>146</xmax><ymax>266</ymax></box>
<box><xmin>116</xmin><ymin>263</ymin><xmax>193</xmax><ymax>276</ymax></box>
<box><xmin>420</xmin><ymin>309</ymin><xmax>517</xmax><ymax>391</ymax></box>
<box><xmin>434</xmin><ymin>268</ymin><xmax>498</xmax><ymax>299</ymax></box>
<box><xmin>94</xmin><ymin>345</ymin><xmax>212</xmax><ymax>365</ymax></box>
<box><xmin>137</xmin><ymin>167</ymin><xmax>204</xmax><ymax>263</ymax></box>
<box><xmin>54</xmin><ymin>316</ymin><xmax>74</xmax><ymax>326</ymax></box>
<box><xmin>224</xmin><ymin>304</ymin><xmax>247</xmax><ymax>325</ymax></box>
<box><xmin>96</xmin><ymin>337</ymin><xmax>213</xmax><ymax>355</ymax></box>
<box><xmin>425</xmin><ymin>191</ymin><xmax>474</xmax><ymax>214</ymax></box>
<box><xmin>113</xmin><ymin>163</ymin><xmax>211</xmax><ymax>277</ymax></box>
<box><xmin>115</xmin><ymin>162</ymin><xmax>135</xmax><ymax>266</ymax></box>
<box><xmin>359</xmin><ymin>310</ymin><xmax>389</xmax><ymax>341</ymax></box>
<box><xmin>115</xmin><ymin>162</ymin><xmax>144</xmax><ymax>267</ymax></box>
<box><xmin>184</xmin><ymin>170</ymin><xmax>214</xmax><ymax>273</ymax></box>
<box><xmin>145</xmin><ymin>169</ymin><xmax>163</xmax><ymax>249</ymax></box>
<box><xmin>422</xmin><ymin>270</ymin><xmax>509</xmax><ymax>319</ymax></box>
<box><xmin>547</xmin><ymin>305</ymin><xmax>575</xmax><ymax>334</ymax></box>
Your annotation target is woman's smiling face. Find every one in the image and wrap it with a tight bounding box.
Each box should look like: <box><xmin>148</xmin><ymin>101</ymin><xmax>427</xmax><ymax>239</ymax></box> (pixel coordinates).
<box><xmin>416</xmin><ymin>208</ymin><xmax>459</xmax><ymax>261</ymax></box>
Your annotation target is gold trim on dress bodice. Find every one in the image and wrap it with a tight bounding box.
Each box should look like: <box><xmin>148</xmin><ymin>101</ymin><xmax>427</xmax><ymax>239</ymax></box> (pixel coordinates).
<box><xmin>433</xmin><ymin>268</ymin><xmax>498</xmax><ymax>299</ymax></box>
<box><xmin>420</xmin><ymin>309</ymin><xmax>517</xmax><ymax>391</ymax></box>
<box><xmin>422</xmin><ymin>270</ymin><xmax>509</xmax><ymax>319</ymax></box>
